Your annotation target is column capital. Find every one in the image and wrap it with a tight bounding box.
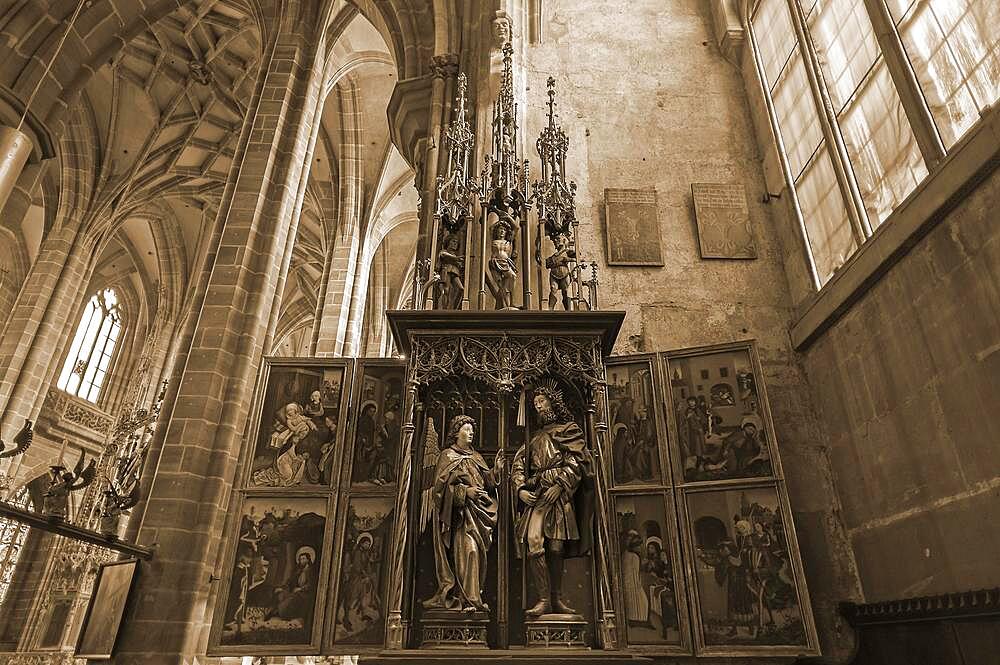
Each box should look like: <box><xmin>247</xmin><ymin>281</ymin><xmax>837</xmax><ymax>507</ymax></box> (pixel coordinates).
<box><xmin>430</xmin><ymin>53</ymin><xmax>460</xmax><ymax>80</ymax></box>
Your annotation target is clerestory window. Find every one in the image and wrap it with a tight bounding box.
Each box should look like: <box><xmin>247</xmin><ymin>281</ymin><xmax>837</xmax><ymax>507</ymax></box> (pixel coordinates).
<box><xmin>748</xmin><ymin>0</ymin><xmax>999</xmax><ymax>288</ymax></box>
<box><xmin>57</xmin><ymin>288</ymin><xmax>123</xmax><ymax>403</ymax></box>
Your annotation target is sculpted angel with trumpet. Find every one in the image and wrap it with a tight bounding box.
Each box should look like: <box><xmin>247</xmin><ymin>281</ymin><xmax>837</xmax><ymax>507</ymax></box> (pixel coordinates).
<box><xmin>42</xmin><ymin>450</ymin><xmax>97</xmax><ymax>520</ymax></box>
<box><xmin>0</xmin><ymin>419</ymin><xmax>33</xmax><ymax>459</ymax></box>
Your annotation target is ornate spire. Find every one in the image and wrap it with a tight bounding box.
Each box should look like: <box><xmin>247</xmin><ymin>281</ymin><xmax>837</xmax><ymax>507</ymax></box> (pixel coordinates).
<box><xmin>435</xmin><ymin>73</ymin><xmax>476</xmax><ymax>233</ymax></box>
<box><xmin>486</xmin><ymin>42</ymin><xmax>526</xmax><ymax>201</ymax></box>
<box><xmin>533</xmin><ymin>76</ymin><xmax>576</xmax><ymax>240</ymax></box>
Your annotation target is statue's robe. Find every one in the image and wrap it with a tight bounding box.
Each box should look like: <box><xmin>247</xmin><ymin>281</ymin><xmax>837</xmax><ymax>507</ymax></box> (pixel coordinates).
<box><xmin>423</xmin><ymin>446</ymin><xmax>498</xmax><ymax>610</ymax></box>
<box><xmin>511</xmin><ymin>420</ymin><xmax>595</xmax><ymax>558</ymax></box>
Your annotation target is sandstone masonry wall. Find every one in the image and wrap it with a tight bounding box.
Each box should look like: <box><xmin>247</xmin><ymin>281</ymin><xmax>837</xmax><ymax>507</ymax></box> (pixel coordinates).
<box><xmin>801</xmin><ymin>165</ymin><xmax>1000</xmax><ymax>601</ymax></box>
<box><xmin>523</xmin><ymin>1</ymin><xmax>862</xmax><ymax>660</ymax></box>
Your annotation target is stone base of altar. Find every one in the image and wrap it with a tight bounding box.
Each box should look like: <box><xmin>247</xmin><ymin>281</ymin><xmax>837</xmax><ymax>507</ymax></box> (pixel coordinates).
<box><xmin>421</xmin><ymin>609</ymin><xmax>489</xmax><ymax>648</ymax></box>
<box><xmin>525</xmin><ymin>614</ymin><xmax>588</xmax><ymax>648</ymax></box>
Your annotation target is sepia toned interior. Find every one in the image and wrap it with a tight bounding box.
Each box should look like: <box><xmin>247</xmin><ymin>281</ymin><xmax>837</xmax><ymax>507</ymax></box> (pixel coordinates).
<box><xmin>0</xmin><ymin>1</ymin><xmax>997</xmax><ymax>664</ymax></box>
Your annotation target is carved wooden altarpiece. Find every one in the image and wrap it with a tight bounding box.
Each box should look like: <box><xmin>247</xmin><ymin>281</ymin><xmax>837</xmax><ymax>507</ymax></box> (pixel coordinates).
<box><xmin>206</xmin><ymin>38</ymin><xmax>819</xmax><ymax>660</ymax></box>
<box><xmin>386</xmin><ymin>310</ymin><xmax>626</xmax><ymax>653</ymax></box>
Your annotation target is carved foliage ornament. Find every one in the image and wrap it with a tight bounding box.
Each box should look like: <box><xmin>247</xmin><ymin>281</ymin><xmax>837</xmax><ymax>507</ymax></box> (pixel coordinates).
<box><xmin>409</xmin><ymin>334</ymin><xmax>603</xmax><ymax>390</ymax></box>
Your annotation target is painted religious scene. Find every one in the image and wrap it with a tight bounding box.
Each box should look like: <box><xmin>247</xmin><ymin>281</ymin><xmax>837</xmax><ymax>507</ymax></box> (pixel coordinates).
<box><xmin>331</xmin><ymin>497</ymin><xmax>394</xmax><ymax>645</ymax></box>
<box><xmin>350</xmin><ymin>363</ymin><xmax>405</xmax><ymax>486</ymax></box>
<box><xmin>219</xmin><ymin>497</ymin><xmax>328</xmax><ymax>647</ymax></box>
<box><xmin>686</xmin><ymin>487</ymin><xmax>808</xmax><ymax>648</ymax></box>
<box><xmin>666</xmin><ymin>348</ymin><xmax>774</xmax><ymax>483</ymax></box>
<box><xmin>615</xmin><ymin>494</ymin><xmax>682</xmax><ymax>645</ymax></box>
<box><xmin>607</xmin><ymin>360</ymin><xmax>663</xmax><ymax>486</ymax></box>
<box><xmin>248</xmin><ymin>363</ymin><xmax>346</xmax><ymax>488</ymax></box>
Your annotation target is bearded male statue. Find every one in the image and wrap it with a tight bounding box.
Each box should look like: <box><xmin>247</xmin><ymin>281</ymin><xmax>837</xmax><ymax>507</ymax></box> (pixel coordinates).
<box><xmin>511</xmin><ymin>381</ymin><xmax>595</xmax><ymax>617</ymax></box>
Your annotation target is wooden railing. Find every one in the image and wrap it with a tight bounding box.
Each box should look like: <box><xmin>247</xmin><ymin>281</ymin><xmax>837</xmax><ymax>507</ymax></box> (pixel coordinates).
<box><xmin>841</xmin><ymin>588</ymin><xmax>1000</xmax><ymax>665</ymax></box>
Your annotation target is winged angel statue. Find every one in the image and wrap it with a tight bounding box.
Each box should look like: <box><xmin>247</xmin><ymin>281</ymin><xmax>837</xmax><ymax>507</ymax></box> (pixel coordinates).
<box><xmin>419</xmin><ymin>415</ymin><xmax>503</xmax><ymax>612</ymax></box>
<box><xmin>42</xmin><ymin>450</ymin><xmax>97</xmax><ymax>520</ymax></box>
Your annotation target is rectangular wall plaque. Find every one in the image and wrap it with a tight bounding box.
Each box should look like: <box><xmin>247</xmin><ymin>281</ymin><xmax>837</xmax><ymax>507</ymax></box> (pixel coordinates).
<box><xmin>605</xmin><ymin>188</ymin><xmax>664</xmax><ymax>266</ymax></box>
<box><xmin>691</xmin><ymin>183</ymin><xmax>757</xmax><ymax>259</ymax></box>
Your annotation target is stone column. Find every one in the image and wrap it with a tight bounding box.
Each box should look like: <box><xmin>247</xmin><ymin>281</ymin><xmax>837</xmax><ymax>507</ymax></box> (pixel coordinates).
<box><xmin>0</xmin><ymin>126</ymin><xmax>33</xmax><ymax>216</ymax></box>
<box><xmin>112</xmin><ymin>6</ymin><xmax>332</xmax><ymax>662</ymax></box>
<box><xmin>0</xmin><ymin>222</ymin><xmax>94</xmax><ymax>449</ymax></box>
<box><xmin>313</xmin><ymin>77</ymin><xmax>365</xmax><ymax>356</ymax></box>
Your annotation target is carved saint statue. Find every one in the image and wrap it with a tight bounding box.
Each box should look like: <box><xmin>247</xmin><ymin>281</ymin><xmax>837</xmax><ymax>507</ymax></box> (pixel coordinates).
<box><xmin>421</xmin><ymin>415</ymin><xmax>503</xmax><ymax>612</ymax></box>
<box><xmin>435</xmin><ymin>232</ymin><xmax>465</xmax><ymax>310</ymax></box>
<box><xmin>512</xmin><ymin>382</ymin><xmax>595</xmax><ymax>617</ymax></box>
<box><xmin>487</xmin><ymin>199</ymin><xmax>518</xmax><ymax>310</ymax></box>
<box><xmin>545</xmin><ymin>233</ymin><xmax>576</xmax><ymax>310</ymax></box>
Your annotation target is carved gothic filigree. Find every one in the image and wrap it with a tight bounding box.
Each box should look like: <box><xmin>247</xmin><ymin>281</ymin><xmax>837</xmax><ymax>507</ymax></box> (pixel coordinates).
<box><xmin>422</xmin><ymin>623</ymin><xmax>489</xmax><ymax>647</ymax></box>
<box><xmin>409</xmin><ymin>334</ymin><xmax>603</xmax><ymax>390</ymax></box>
<box><xmin>426</xmin><ymin>376</ymin><xmax>503</xmax><ymax>412</ymax></box>
<box><xmin>525</xmin><ymin>621</ymin><xmax>588</xmax><ymax>647</ymax></box>
<box><xmin>44</xmin><ymin>389</ymin><xmax>114</xmax><ymax>436</ymax></box>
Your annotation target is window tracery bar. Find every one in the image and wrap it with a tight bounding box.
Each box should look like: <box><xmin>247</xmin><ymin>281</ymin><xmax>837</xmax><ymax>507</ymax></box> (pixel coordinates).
<box><xmin>747</xmin><ymin>0</ymin><xmax>997</xmax><ymax>289</ymax></box>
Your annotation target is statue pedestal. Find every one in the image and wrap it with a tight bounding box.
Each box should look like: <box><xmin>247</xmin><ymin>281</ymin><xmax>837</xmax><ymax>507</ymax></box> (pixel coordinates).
<box><xmin>420</xmin><ymin>609</ymin><xmax>489</xmax><ymax>648</ymax></box>
<box><xmin>525</xmin><ymin>614</ymin><xmax>588</xmax><ymax>648</ymax></box>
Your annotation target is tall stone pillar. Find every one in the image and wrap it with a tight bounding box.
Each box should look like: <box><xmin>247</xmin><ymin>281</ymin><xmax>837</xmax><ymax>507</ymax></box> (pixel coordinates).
<box><xmin>0</xmin><ymin>222</ymin><xmax>93</xmax><ymax>450</ymax></box>
<box><xmin>113</xmin><ymin>6</ymin><xmax>333</xmax><ymax>662</ymax></box>
<box><xmin>0</xmin><ymin>126</ymin><xmax>33</xmax><ymax>216</ymax></box>
<box><xmin>311</xmin><ymin>77</ymin><xmax>366</xmax><ymax>357</ymax></box>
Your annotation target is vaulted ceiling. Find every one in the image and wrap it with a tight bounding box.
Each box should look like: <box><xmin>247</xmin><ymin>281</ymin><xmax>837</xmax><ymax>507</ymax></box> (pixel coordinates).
<box><xmin>1</xmin><ymin>0</ymin><xmax>429</xmax><ymax>356</ymax></box>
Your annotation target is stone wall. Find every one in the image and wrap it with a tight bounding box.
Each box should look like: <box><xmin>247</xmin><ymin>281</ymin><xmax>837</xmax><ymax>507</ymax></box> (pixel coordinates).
<box><xmin>801</xmin><ymin>165</ymin><xmax>1000</xmax><ymax>601</ymax></box>
<box><xmin>523</xmin><ymin>1</ymin><xmax>862</xmax><ymax>660</ymax></box>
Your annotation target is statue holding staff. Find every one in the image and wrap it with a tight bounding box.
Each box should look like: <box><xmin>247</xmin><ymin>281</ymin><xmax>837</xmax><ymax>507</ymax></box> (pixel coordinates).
<box><xmin>511</xmin><ymin>380</ymin><xmax>595</xmax><ymax>617</ymax></box>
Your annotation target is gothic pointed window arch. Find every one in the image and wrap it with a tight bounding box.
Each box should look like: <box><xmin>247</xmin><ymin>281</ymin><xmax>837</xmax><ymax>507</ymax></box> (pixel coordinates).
<box><xmin>57</xmin><ymin>288</ymin><xmax>124</xmax><ymax>403</ymax></box>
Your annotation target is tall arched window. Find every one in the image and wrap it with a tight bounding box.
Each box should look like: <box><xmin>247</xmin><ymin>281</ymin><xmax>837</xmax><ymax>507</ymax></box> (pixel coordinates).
<box><xmin>0</xmin><ymin>486</ymin><xmax>31</xmax><ymax>604</ymax></box>
<box><xmin>57</xmin><ymin>288</ymin><xmax>123</xmax><ymax>403</ymax></box>
<box><xmin>748</xmin><ymin>0</ymin><xmax>999</xmax><ymax>287</ymax></box>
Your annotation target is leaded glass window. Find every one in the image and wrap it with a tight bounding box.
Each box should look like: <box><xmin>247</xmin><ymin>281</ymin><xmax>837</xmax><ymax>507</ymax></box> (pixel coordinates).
<box><xmin>887</xmin><ymin>0</ymin><xmax>1000</xmax><ymax>147</ymax></box>
<box><xmin>748</xmin><ymin>0</ymin><xmax>998</xmax><ymax>288</ymax></box>
<box><xmin>57</xmin><ymin>288</ymin><xmax>123</xmax><ymax>403</ymax></box>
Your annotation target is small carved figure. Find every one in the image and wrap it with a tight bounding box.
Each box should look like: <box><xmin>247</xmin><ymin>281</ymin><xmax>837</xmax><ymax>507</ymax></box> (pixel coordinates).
<box><xmin>435</xmin><ymin>233</ymin><xmax>465</xmax><ymax>310</ymax></box>
<box><xmin>0</xmin><ymin>419</ymin><xmax>32</xmax><ymax>459</ymax></box>
<box><xmin>421</xmin><ymin>415</ymin><xmax>503</xmax><ymax>612</ymax></box>
<box><xmin>487</xmin><ymin>207</ymin><xmax>518</xmax><ymax>310</ymax></box>
<box><xmin>493</xmin><ymin>13</ymin><xmax>512</xmax><ymax>47</ymax></box>
<box><xmin>100</xmin><ymin>482</ymin><xmax>140</xmax><ymax>539</ymax></box>
<box><xmin>42</xmin><ymin>451</ymin><xmax>96</xmax><ymax>520</ymax></box>
<box><xmin>512</xmin><ymin>381</ymin><xmax>594</xmax><ymax>617</ymax></box>
<box><xmin>545</xmin><ymin>234</ymin><xmax>576</xmax><ymax>310</ymax></box>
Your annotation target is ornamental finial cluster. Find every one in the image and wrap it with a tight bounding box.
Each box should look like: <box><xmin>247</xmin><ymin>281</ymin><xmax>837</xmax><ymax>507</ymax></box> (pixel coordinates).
<box><xmin>423</xmin><ymin>40</ymin><xmax>597</xmax><ymax>312</ymax></box>
<box><xmin>533</xmin><ymin>76</ymin><xmax>576</xmax><ymax>242</ymax></box>
<box><xmin>485</xmin><ymin>41</ymin><xmax>528</xmax><ymax>199</ymax></box>
<box><xmin>435</xmin><ymin>73</ymin><xmax>476</xmax><ymax>235</ymax></box>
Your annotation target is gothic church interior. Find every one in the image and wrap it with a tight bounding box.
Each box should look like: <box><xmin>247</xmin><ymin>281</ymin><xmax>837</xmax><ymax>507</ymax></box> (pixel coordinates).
<box><xmin>0</xmin><ymin>1</ymin><xmax>997</xmax><ymax>664</ymax></box>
